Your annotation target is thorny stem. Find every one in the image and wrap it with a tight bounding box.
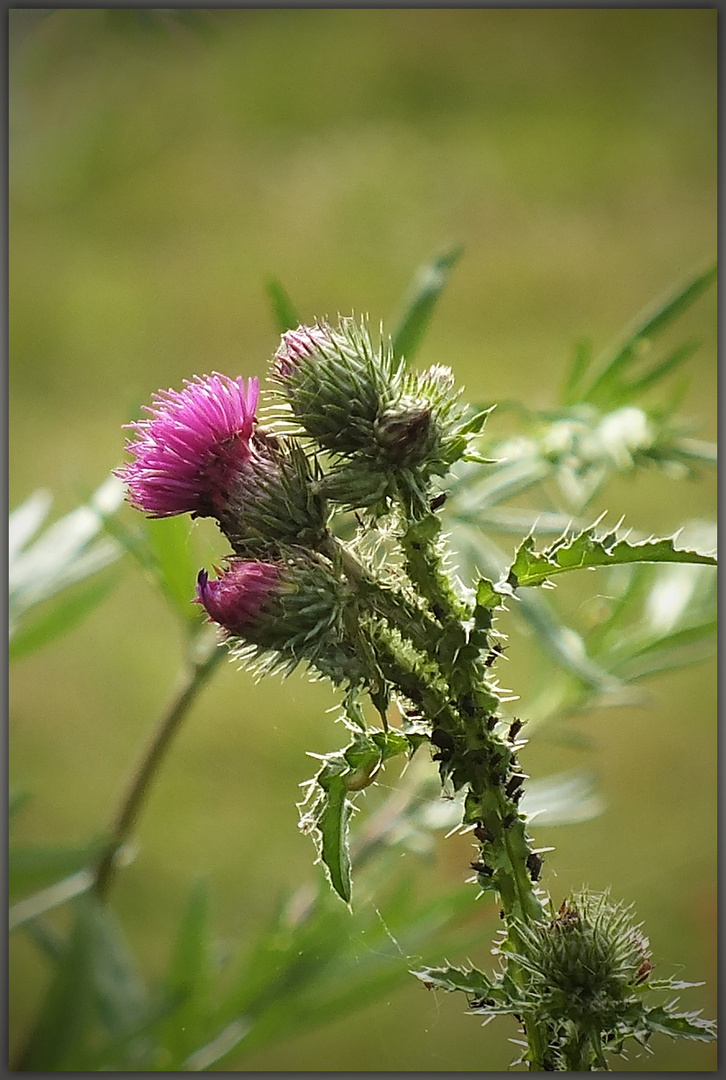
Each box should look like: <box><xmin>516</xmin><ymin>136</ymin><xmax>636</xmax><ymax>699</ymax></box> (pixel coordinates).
<box><xmin>92</xmin><ymin>631</ymin><xmax>225</xmax><ymax>901</ymax></box>
<box><xmin>323</xmin><ymin>532</ymin><xmax>443</xmax><ymax>655</ymax></box>
<box><xmin>393</xmin><ymin>508</ymin><xmax>553</xmax><ymax>1069</ymax></box>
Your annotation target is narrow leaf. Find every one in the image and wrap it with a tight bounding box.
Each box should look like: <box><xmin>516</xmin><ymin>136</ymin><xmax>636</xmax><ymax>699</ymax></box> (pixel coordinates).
<box><xmin>83</xmin><ymin>897</ymin><xmax>151</xmax><ymax>1044</ymax></box>
<box><xmin>622</xmin><ymin>337</ymin><xmax>701</xmax><ymax>398</ymax></box>
<box><xmin>9</xmin><ymin>477</ymin><xmax>124</xmax><ymax>626</ymax></box>
<box><xmin>318</xmin><ymin>775</ymin><xmax>352</xmax><ymax>903</ymax></box>
<box><xmin>560</xmin><ymin>339</ymin><xmax>592</xmax><ymax>405</ymax></box>
<box><xmin>8</xmin><ymin>489</ymin><xmax>52</xmax><ymax>563</ymax></box>
<box><xmin>9</xmin><ymin>870</ymin><xmax>95</xmax><ymax>933</ymax></box>
<box><xmin>9</xmin><ymin>836</ymin><xmax>110</xmax><ymax>902</ymax></box>
<box><xmin>157</xmin><ymin>881</ymin><xmax>213</xmax><ymax>1065</ymax></box>
<box><xmin>9</xmin><ymin>572</ymin><xmax>120</xmax><ymax>662</ymax></box>
<box><xmin>18</xmin><ymin>898</ymin><xmax>96</xmax><ymax>1069</ymax></box>
<box><xmin>583</xmin><ymin>264</ymin><xmax>716</xmax><ymax>405</ymax></box>
<box><xmin>143</xmin><ymin>516</ymin><xmax>199</xmax><ymax>624</ymax></box>
<box><xmin>391</xmin><ymin>245</ymin><xmax>464</xmax><ymax>361</ymax></box>
<box><xmin>266</xmin><ymin>277</ymin><xmax>301</xmax><ymax>334</ymax></box>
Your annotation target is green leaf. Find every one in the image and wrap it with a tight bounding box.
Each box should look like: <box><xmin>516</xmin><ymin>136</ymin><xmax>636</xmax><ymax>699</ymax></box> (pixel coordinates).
<box><xmin>143</xmin><ymin>516</ymin><xmax>199</xmax><ymax>624</ymax></box>
<box><xmin>391</xmin><ymin>245</ymin><xmax>464</xmax><ymax>361</ymax></box>
<box><xmin>506</xmin><ymin>525</ymin><xmax>716</xmax><ymax>590</ymax></box>
<box><xmin>17</xmin><ymin>897</ymin><xmax>97</xmax><ymax>1069</ymax></box>
<box><xmin>9</xmin><ymin>571</ymin><xmax>120</xmax><ymax>662</ymax></box>
<box><xmin>611</xmin><ymin>620</ymin><xmax>718</xmax><ymax>681</ymax></box>
<box><xmin>82</xmin><ymin>899</ymin><xmax>151</xmax><ymax>1048</ymax></box>
<box><xmin>9</xmin><ymin>477</ymin><xmax>124</xmax><ymax>639</ymax></box>
<box><xmin>582</xmin><ymin>264</ymin><xmax>716</xmax><ymax>406</ymax></box>
<box><xmin>644</xmin><ymin>1005</ymin><xmax>717</xmax><ymax>1042</ymax></box>
<box><xmin>455</xmin><ymin>404</ymin><xmax>495</xmax><ymax>437</ymax></box>
<box><xmin>157</xmin><ymin>881</ymin><xmax>213</xmax><ymax>1066</ymax></box>
<box><xmin>475</xmin><ymin>576</ymin><xmax>502</xmax><ymax>613</ymax></box>
<box><xmin>9</xmin><ymin>788</ymin><xmax>31</xmax><ymax>822</ymax></box>
<box><xmin>300</xmin><ymin>730</ymin><xmax>413</xmax><ymax>903</ymax></box>
<box><xmin>18</xmin><ymin>893</ymin><xmax>155</xmax><ymax>1070</ymax></box>
<box><xmin>9</xmin><ymin>836</ymin><xmax>110</xmax><ymax>902</ymax></box>
<box><xmin>621</xmin><ymin>337</ymin><xmax>701</xmax><ymax>398</ymax></box>
<box><xmin>411</xmin><ymin>964</ymin><xmax>494</xmax><ymax>996</ymax></box>
<box><xmin>560</xmin><ymin>339</ymin><xmax>592</xmax><ymax>405</ymax></box>
<box><xmin>265</xmin><ymin>276</ymin><xmax>301</xmax><ymax>333</ymax></box>
<box><xmin>317</xmin><ymin>775</ymin><xmax>352</xmax><ymax>903</ymax></box>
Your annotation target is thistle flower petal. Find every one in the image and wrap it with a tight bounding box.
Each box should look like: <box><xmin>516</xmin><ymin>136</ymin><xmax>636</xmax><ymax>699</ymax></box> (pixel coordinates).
<box><xmin>116</xmin><ymin>374</ymin><xmax>259</xmax><ymax>519</ymax></box>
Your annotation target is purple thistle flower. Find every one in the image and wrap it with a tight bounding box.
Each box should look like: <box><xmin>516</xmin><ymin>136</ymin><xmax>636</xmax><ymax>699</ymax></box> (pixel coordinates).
<box><xmin>195</xmin><ymin>562</ymin><xmax>280</xmax><ymax>637</ymax></box>
<box><xmin>117</xmin><ymin>374</ymin><xmax>259</xmax><ymax>519</ymax></box>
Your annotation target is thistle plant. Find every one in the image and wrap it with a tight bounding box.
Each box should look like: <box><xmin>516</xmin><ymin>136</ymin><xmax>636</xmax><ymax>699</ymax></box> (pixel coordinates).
<box><xmin>108</xmin><ymin>266</ymin><xmax>715</xmax><ymax>1070</ymax></box>
<box><xmin>10</xmin><ymin>256</ymin><xmax>716</xmax><ymax>1071</ymax></box>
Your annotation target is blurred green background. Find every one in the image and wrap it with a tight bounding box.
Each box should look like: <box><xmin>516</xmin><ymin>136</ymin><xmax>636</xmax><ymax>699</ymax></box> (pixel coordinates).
<box><xmin>9</xmin><ymin>9</ymin><xmax>716</xmax><ymax>1070</ymax></box>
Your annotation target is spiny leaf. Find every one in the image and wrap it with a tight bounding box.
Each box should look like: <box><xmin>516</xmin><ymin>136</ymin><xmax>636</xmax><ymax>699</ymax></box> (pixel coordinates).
<box><xmin>300</xmin><ymin>730</ymin><xmax>413</xmax><ymax>903</ymax></box>
<box><xmin>644</xmin><ymin>1005</ymin><xmax>717</xmax><ymax>1042</ymax></box>
<box><xmin>391</xmin><ymin>245</ymin><xmax>464</xmax><ymax>362</ymax></box>
<box><xmin>506</xmin><ymin>526</ymin><xmax>716</xmax><ymax>590</ymax></box>
<box><xmin>474</xmin><ymin>576</ymin><xmax>502</xmax><ymax>613</ymax></box>
<box><xmin>411</xmin><ymin>964</ymin><xmax>495</xmax><ymax>996</ymax></box>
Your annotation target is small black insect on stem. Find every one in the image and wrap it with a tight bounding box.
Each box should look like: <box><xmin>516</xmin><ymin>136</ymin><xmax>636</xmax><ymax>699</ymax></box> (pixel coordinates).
<box><xmin>484</xmin><ymin>642</ymin><xmax>507</xmax><ymax>667</ymax></box>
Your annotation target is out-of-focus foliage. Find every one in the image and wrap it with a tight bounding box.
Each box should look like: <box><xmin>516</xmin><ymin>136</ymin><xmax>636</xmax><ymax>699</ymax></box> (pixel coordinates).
<box><xmin>10</xmin><ymin>7</ymin><xmax>715</xmax><ymax>1072</ymax></box>
<box><xmin>9</xmin><ymin>477</ymin><xmax>125</xmax><ymax>661</ymax></box>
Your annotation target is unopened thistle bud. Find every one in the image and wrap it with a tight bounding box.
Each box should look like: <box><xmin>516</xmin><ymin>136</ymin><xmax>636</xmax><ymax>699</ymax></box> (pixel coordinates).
<box><xmin>506</xmin><ymin>891</ymin><xmax>653</xmax><ymax>1031</ymax></box>
<box><xmin>116</xmin><ymin>373</ymin><xmax>259</xmax><ymax>520</ymax></box>
<box><xmin>196</xmin><ymin>556</ymin><xmax>364</xmax><ymax>683</ymax></box>
<box><xmin>272</xmin><ymin>317</ymin><xmax>401</xmax><ymax>455</ymax></box>
<box><xmin>273</xmin><ymin>320</ymin><xmax>486</xmax><ymax>516</ymax></box>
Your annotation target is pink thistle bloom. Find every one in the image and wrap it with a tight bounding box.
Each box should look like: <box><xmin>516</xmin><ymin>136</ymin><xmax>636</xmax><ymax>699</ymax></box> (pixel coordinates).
<box><xmin>117</xmin><ymin>374</ymin><xmax>259</xmax><ymax>519</ymax></box>
<box><xmin>195</xmin><ymin>562</ymin><xmax>281</xmax><ymax>638</ymax></box>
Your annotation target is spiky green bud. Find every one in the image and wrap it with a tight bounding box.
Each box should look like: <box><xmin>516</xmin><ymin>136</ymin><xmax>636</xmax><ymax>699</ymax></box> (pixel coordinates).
<box><xmin>272</xmin><ymin>317</ymin><xmax>402</xmax><ymax>455</ymax></box>
<box><xmin>273</xmin><ymin>319</ymin><xmax>487</xmax><ymax>517</ymax></box>
<box><xmin>219</xmin><ymin>430</ymin><xmax>329</xmax><ymax>556</ymax></box>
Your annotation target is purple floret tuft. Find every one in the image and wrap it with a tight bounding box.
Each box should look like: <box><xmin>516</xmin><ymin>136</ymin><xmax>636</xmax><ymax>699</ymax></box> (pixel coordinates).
<box><xmin>116</xmin><ymin>374</ymin><xmax>259</xmax><ymax>518</ymax></box>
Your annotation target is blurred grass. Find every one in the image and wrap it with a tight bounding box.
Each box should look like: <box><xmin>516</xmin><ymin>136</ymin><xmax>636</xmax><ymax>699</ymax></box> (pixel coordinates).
<box><xmin>9</xmin><ymin>9</ymin><xmax>716</xmax><ymax>1071</ymax></box>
